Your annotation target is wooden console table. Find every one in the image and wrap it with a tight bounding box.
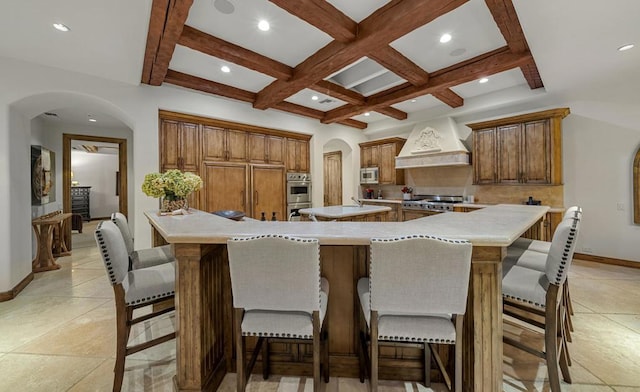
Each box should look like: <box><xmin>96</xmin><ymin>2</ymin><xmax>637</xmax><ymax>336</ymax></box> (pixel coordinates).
<box><xmin>32</xmin><ymin>211</ymin><xmax>72</xmax><ymax>272</ymax></box>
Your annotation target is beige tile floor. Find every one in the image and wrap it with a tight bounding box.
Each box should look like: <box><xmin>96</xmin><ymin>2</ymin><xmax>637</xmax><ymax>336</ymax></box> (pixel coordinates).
<box><xmin>1</xmin><ymin>220</ymin><xmax>639</xmax><ymax>391</ymax></box>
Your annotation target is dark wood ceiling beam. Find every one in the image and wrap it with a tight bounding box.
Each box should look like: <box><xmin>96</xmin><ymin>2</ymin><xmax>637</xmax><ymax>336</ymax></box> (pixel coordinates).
<box><xmin>165</xmin><ymin>70</ymin><xmax>256</xmax><ymax>102</ymax></box>
<box><xmin>146</xmin><ymin>0</ymin><xmax>194</xmax><ymax>85</ymax></box>
<box><xmin>369</xmin><ymin>46</ymin><xmax>464</xmax><ymax>108</ymax></box>
<box><xmin>322</xmin><ymin>48</ymin><xmax>532</xmax><ymax>123</ymax></box>
<box><xmin>432</xmin><ymin>89</ymin><xmax>464</xmax><ymax>108</ymax></box>
<box><xmin>164</xmin><ymin>70</ymin><xmax>366</xmax><ymax>129</ymax></box>
<box><xmin>179</xmin><ymin>25</ymin><xmax>293</xmax><ymax>80</ymax></box>
<box><xmin>376</xmin><ymin>107</ymin><xmax>408</xmax><ymax>120</ymax></box>
<box><xmin>141</xmin><ymin>0</ymin><xmax>170</xmax><ymax>84</ymax></box>
<box><xmin>484</xmin><ymin>0</ymin><xmax>544</xmax><ymax>89</ymax></box>
<box><xmin>254</xmin><ymin>0</ymin><xmax>469</xmax><ymax>110</ymax></box>
<box><xmin>269</xmin><ymin>0</ymin><xmax>357</xmax><ymax>42</ymax></box>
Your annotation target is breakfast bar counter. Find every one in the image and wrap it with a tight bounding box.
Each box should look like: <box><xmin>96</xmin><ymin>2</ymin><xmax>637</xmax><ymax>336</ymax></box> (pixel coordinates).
<box><xmin>145</xmin><ymin>204</ymin><xmax>549</xmax><ymax>392</ymax></box>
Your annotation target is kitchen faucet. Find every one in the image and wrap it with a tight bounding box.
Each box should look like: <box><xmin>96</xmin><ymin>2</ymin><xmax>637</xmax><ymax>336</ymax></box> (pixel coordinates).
<box><xmin>351</xmin><ymin>196</ymin><xmax>364</xmax><ymax>207</ymax></box>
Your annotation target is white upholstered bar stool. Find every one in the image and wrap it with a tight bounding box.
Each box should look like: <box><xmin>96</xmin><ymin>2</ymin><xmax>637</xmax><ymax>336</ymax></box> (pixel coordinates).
<box><xmin>111</xmin><ymin>212</ymin><xmax>175</xmax><ymax>269</ymax></box>
<box><xmin>94</xmin><ymin>221</ymin><xmax>176</xmax><ymax>392</ymax></box>
<box><xmin>227</xmin><ymin>234</ymin><xmax>330</xmax><ymax>392</ymax></box>
<box><xmin>509</xmin><ymin>206</ymin><xmax>582</xmax><ymax>254</ymax></box>
<box><xmin>357</xmin><ymin>235</ymin><xmax>472</xmax><ymax>392</ymax></box>
<box><xmin>502</xmin><ymin>216</ymin><xmax>581</xmax><ymax>392</ymax></box>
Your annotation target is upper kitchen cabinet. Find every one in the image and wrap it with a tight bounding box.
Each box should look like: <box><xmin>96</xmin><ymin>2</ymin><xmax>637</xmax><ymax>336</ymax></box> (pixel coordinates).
<box><xmin>249</xmin><ymin>133</ymin><xmax>285</xmax><ymax>165</ymax></box>
<box><xmin>467</xmin><ymin>108</ymin><xmax>570</xmax><ymax>185</ymax></box>
<box><xmin>159</xmin><ymin>118</ymin><xmax>200</xmax><ymax>172</ymax></box>
<box><xmin>359</xmin><ymin>138</ymin><xmax>406</xmax><ymax>185</ymax></box>
<box><xmin>202</xmin><ymin>125</ymin><xmax>248</xmax><ymax>163</ymax></box>
<box><xmin>286</xmin><ymin>138</ymin><xmax>310</xmax><ymax>173</ymax></box>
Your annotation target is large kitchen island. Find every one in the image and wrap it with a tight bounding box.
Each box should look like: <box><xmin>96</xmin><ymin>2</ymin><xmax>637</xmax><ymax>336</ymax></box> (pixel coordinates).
<box><xmin>145</xmin><ymin>204</ymin><xmax>548</xmax><ymax>392</ymax></box>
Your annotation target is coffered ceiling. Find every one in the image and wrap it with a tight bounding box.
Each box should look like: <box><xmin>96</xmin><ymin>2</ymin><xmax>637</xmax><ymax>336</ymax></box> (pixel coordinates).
<box><xmin>142</xmin><ymin>0</ymin><xmax>543</xmax><ymax>129</ymax></box>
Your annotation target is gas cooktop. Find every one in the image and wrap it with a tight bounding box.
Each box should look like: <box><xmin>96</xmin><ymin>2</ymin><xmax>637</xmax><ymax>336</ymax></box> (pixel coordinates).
<box><xmin>402</xmin><ymin>195</ymin><xmax>464</xmax><ymax>212</ymax></box>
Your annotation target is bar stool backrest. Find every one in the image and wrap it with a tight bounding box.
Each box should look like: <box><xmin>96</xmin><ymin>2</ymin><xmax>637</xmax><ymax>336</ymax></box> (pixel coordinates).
<box><xmin>545</xmin><ymin>217</ymin><xmax>581</xmax><ymax>286</ymax></box>
<box><xmin>95</xmin><ymin>220</ymin><xmax>130</xmax><ymax>286</ymax></box>
<box><xmin>370</xmin><ymin>235</ymin><xmax>472</xmax><ymax>316</ymax></box>
<box><xmin>227</xmin><ymin>235</ymin><xmax>321</xmax><ymax>313</ymax></box>
<box><xmin>111</xmin><ymin>212</ymin><xmax>134</xmax><ymax>255</ymax></box>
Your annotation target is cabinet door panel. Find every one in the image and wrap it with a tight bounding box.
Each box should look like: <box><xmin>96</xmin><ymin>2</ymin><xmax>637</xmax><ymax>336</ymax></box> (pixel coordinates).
<box><xmin>473</xmin><ymin>128</ymin><xmax>497</xmax><ymax>184</ymax></box>
<box><xmin>251</xmin><ymin>166</ymin><xmax>285</xmax><ymax>221</ymax></box>
<box><xmin>202</xmin><ymin>126</ymin><xmax>227</xmax><ymax>161</ymax></box>
<box><xmin>227</xmin><ymin>129</ymin><xmax>248</xmax><ymax>162</ymax></box>
<box><xmin>248</xmin><ymin>133</ymin><xmax>267</xmax><ymax>163</ymax></box>
<box><xmin>497</xmin><ymin>124</ymin><xmax>521</xmax><ymax>184</ymax></box>
<box><xmin>203</xmin><ymin>163</ymin><xmax>247</xmax><ymax>213</ymax></box>
<box><xmin>297</xmin><ymin>140</ymin><xmax>309</xmax><ymax>172</ymax></box>
<box><xmin>179</xmin><ymin>122</ymin><xmax>200</xmax><ymax>172</ymax></box>
<box><xmin>521</xmin><ymin>119</ymin><xmax>551</xmax><ymax>184</ymax></box>
<box><xmin>267</xmin><ymin>136</ymin><xmax>285</xmax><ymax>165</ymax></box>
<box><xmin>160</xmin><ymin>120</ymin><xmax>180</xmax><ymax>170</ymax></box>
<box><xmin>378</xmin><ymin>143</ymin><xmax>396</xmax><ymax>184</ymax></box>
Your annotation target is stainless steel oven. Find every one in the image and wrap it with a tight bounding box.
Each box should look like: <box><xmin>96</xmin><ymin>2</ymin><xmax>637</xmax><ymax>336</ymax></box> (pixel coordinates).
<box><xmin>287</xmin><ymin>202</ymin><xmax>311</xmax><ymax>221</ymax></box>
<box><xmin>287</xmin><ymin>172</ymin><xmax>311</xmax><ymax>204</ymax></box>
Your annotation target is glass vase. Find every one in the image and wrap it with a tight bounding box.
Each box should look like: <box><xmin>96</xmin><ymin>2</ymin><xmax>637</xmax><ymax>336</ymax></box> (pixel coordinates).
<box><xmin>161</xmin><ymin>197</ymin><xmax>188</xmax><ymax>213</ymax></box>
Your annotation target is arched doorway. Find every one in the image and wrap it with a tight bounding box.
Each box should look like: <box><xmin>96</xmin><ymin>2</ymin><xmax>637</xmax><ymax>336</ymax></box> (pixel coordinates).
<box><xmin>322</xmin><ymin>139</ymin><xmax>353</xmax><ymax>205</ymax></box>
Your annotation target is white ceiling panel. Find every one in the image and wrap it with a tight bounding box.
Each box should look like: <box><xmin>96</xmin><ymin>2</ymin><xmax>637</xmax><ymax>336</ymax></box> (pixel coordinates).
<box><xmin>392</xmin><ymin>95</ymin><xmax>444</xmax><ymax>114</ymax></box>
<box><xmin>285</xmin><ymin>88</ymin><xmax>347</xmax><ymax>112</ymax></box>
<box><xmin>326</xmin><ymin>0</ymin><xmax>390</xmax><ymax>22</ymax></box>
<box><xmin>186</xmin><ymin>0</ymin><xmax>333</xmax><ymax>67</ymax></box>
<box><xmin>353</xmin><ymin>111</ymin><xmax>388</xmax><ymax>123</ymax></box>
<box><xmin>450</xmin><ymin>69</ymin><xmax>529</xmax><ymax>99</ymax></box>
<box><xmin>390</xmin><ymin>0</ymin><xmax>506</xmax><ymax>72</ymax></box>
<box><xmin>170</xmin><ymin>46</ymin><xmax>275</xmax><ymax>92</ymax></box>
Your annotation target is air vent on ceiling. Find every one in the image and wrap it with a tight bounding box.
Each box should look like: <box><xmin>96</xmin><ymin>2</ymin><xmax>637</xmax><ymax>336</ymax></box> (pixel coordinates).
<box><xmin>318</xmin><ymin>98</ymin><xmax>334</xmax><ymax>104</ymax></box>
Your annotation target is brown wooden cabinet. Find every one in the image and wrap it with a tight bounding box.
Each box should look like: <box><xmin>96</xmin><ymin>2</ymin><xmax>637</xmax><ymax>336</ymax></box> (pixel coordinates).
<box><xmin>159</xmin><ymin>111</ymin><xmax>310</xmax><ymax>220</ymax></box>
<box><xmin>251</xmin><ymin>165</ymin><xmax>286</xmax><ymax>221</ymax></box>
<box><xmin>202</xmin><ymin>163</ymin><xmax>248</xmax><ymax>214</ymax></box>
<box><xmin>249</xmin><ymin>134</ymin><xmax>285</xmax><ymax>165</ymax></box>
<box><xmin>359</xmin><ymin>138</ymin><xmax>406</xmax><ymax>185</ymax></box>
<box><xmin>468</xmin><ymin>108</ymin><xmax>569</xmax><ymax>185</ymax></box>
<box><xmin>286</xmin><ymin>138</ymin><xmax>310</xmax><ymax>173</ymax></box>
<box><xmin>202</xmin><ymin>125</ymin><xmax>248</xmax><ymax>162</ymax></box>
<box><xmin>160</xmin><ymin>119</ymin><xmax>200</xmax><ymax>172</ymax></box>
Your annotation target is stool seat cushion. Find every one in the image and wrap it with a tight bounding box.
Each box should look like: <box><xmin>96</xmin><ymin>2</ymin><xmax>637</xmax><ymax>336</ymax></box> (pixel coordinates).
<box><xmin>241</xmin><ymin>277</ymin><xmax>328</xmax><ymax>339</ymax></box>
<box><xmin>511</xmin><ymin>237</ymin><xmax>552</xmax><ymax>254</ymax></box>
<box><xmin>503</xmin><ymin>248</ymin><xmax>548</xmax><ymax>275</ymax></box>
<box><xmin>124</xmin><ymin>262</ymin><xmax>176</xmax><ymax>306</ymax></box>
<box><xmin>502</xmin><ymin>265</ymin><xmax>549</xmax><ymax>308</ymax></box>
<box><xmin>131</xmin><ymin>245</ymin><xmax>175</xmax><ymax>269</ymax></box>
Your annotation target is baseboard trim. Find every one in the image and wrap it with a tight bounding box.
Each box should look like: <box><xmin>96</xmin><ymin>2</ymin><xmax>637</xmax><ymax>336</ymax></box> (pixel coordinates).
<box><xmin>0</xmin><ymin>272</ymin><xmax>34</xmax><ymax>302</ymax></box>
<box><xmin>574</xmin><ymin>253</ymin><xmax>640</xmax><ymax>269</ymax></box>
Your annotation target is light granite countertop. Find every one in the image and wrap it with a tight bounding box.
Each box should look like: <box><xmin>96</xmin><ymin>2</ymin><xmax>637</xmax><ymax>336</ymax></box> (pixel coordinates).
<box><xmin>456</xmin><ymin>203</ymin><xmax>565</xmax><ymax>213</ymax></box>
<box><xmin>299</xmin><ymin>205</ymin><xmax>391</xmax><ymax>218</ymax></box>
<box><xmin>145</xmin><ymin>204</ymin><xmax>549</xmax><ymax>247</ymax></box>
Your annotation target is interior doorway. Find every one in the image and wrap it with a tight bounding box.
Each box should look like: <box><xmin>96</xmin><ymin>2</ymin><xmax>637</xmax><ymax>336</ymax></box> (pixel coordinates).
<box><xmin>62</xmin><ymin>133</ymin><xmax>128</xmax><ymax>247</ymax></box>
<box><xmin>323</xmin><ymin>151</ymin><xmax>342</xmax><ymax>206</ymax></box>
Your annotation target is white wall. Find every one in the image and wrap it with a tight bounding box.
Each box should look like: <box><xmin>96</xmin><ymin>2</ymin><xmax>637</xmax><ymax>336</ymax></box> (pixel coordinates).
<box><xmin>1</xmin><ymin>54</ymin><xmax>639</xmax><ymax>294</ymax></box>
<box><xmin>71</xmin><ymin>151</ymin><xmax>119</xmax><ymax>219</ymax></box>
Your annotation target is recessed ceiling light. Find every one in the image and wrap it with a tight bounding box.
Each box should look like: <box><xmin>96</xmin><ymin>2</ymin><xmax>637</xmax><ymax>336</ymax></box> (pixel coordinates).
<box><xmin>88</xmin><ymin>116</ymin><xmax>97</xmax><ymax>122</ymax></box>
<box><xmin>258</xmin><ymin>20</ymin><xmax>270</xmax><ymax>32</ymax></box>
<box><xmin>439</xmin><ymin>33</ymin><xmax>452</xmax><ymax>43</ymax></box>
<box><xmin>53</xmin><ymin>23</ymin><xmax>70</xmax><ymax>32</ymax></box>
<box><xmin>364</xmin><ymin>112</ymin><xmax>370</xmax><ymax>116</ymax></box>
<box><xmin>618</xmin><ymin>44</ymin><xmax>634</xmax><ymax>51</ymax></box>
<box><xmin>311</xmin><ymin>95</ymin><xmax>319</xmax><ymax>101</ymax></box>
<box><xmin>479</xmin><ymin>78</ymin><xmax>489</xmax><ymax>84</ymax></box>
<box><xmin>213</xmin><ymin>0</ymin><xmax>235</xmax><ymax>14</ymax></box>
<box><xmin>411</xmin><ymin>99</ymin><xmax>417</xmax><ymax>103</ymax></box>
<box><xmin>221</xmin><ymin>65</ymin><xmax>230</xmax><ymax>73</ymax></box>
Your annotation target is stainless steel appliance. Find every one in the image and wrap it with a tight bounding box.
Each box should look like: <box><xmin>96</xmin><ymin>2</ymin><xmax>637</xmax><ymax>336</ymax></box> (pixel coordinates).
<box><xmin>359</xmin><ymin>167</ymin><xmax>379</xmax><ymax>184</ymax></box>
<box><xmin>287</xmin><ymin>172</ymin><xmax>311</xmax><ymax>204</ymax></box>
<box><xmin>287</xmin><ymin>202</ymin><xmax>311</xmax><ymax>221</ymax></box>
<box><xmin>401</xmin><ymin>195</ymin><xmax>463</xmax><ymax>212</ymax></box>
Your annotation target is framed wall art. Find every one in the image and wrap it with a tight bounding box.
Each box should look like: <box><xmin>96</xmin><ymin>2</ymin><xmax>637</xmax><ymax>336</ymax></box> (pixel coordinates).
<box><xmin>31</xmin><ymin>145</ymin><xmax>56</xmax><ymax>205</ymax></box>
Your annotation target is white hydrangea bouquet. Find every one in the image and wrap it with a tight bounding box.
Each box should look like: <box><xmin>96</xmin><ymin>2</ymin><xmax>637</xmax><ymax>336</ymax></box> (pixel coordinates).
<box><xmin>142</xmin><ymin>169</ymin><xmax>203</xmax><ymax>212</ymax></box>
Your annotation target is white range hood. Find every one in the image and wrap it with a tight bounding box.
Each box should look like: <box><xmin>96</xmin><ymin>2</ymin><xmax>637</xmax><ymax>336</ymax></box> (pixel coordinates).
<box><xmin>395</xmin><ymin>117</ymin><xmax>470</xmax><ymax>169</ymax></box>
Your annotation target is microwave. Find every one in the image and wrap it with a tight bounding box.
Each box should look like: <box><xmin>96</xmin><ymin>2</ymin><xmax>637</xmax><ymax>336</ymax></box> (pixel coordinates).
<box><xmin>360</xmin><ymin>167</ymin><xmax>379</xmax><ymax>184</ymax></box>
